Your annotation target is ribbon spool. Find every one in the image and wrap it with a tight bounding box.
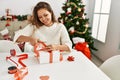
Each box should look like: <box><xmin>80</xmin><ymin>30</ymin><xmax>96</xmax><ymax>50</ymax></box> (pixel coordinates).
<box><xmin>8</xmin><ymin>66</ymin><xmax>17</xmax><ymax>74</ymax></box>
<box><xmin>10</xmin><ymin>49</ymin><xmax>16</xmax><ymax>56</ymax></box>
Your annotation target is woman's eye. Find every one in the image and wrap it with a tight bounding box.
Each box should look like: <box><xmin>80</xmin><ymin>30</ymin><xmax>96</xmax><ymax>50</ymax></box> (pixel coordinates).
<box><xmin>44</xmin><ymin>14</ymin><xmax>48</xmax><ymax>17</ymax></box>
<box><xmin>38</xmin><ymin>17</ymin><xmax>42</xmax><ymax>19</ymax></box>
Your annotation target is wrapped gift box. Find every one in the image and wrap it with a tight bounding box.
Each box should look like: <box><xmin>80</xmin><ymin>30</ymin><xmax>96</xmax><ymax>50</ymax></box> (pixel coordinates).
<box><xmin>35</xmin><ymin>50</ymin><xmax>63</xmax><ymax>64</ymax></box>
<box><xmin>34</xmin><ymin>42</ymin><xmax>63</xmax><ymax>64</ymax></box>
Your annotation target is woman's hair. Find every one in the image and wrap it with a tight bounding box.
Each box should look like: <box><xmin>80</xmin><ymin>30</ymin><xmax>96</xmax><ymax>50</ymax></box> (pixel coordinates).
<box><xmin>30</xmin><ymin>2</ymin><xmax>57</xmax><ymax>28</ymax></box>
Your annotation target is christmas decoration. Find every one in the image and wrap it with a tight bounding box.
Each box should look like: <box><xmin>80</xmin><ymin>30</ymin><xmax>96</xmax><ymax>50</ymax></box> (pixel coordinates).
<box><xmin>14</xmin><ymin>67</ymin><xmax>28</xmax><ymax>80</ymax></box>
<box><xmin>6</xmin><ymin>50</ymin><xmax>28</xmax><ymax>67</ymax></box>
<box><xmin>40</xmin><ymin>76</ymin><xmax>50</xmax><ymax>80</ymax></box>
<box><xmin>73</xmin><ymin>37</ymin><xmax>91</xmax><ymax>59</ymax></box>
<box><xmin>58</xmin><ymin>0</ymin><xmax>97</xmax><ymax>53</ymax></box>
<box><xmin>67</xmin><ymin>56</ymin><xmax>75</xmax><ymax>61</ymax></box>
<box><xmin>74</xmin><ymin>42</ymin><xmax>91</xmax><ymax>59</ymax></box>
<box><xmin>0</xmin><ymin>9</ymin><xmax>28</xmax><ymax>21</ymax></box>
<box><xmin>5</xmin><ymin>16</ymin><xmax>12</xmax><ymax>27</ymax></box>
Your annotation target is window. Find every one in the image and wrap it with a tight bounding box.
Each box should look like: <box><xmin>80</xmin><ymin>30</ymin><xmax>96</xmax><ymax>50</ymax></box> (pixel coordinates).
<box><xmin>92</xmin><ymin>0</ymin><xmax>111</xmax><ymax>43</ymax></box>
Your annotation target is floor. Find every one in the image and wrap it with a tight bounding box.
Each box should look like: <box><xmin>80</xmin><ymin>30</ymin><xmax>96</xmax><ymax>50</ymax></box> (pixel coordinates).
<box><xmin>91</xmin><ymin>54</ymin><xmax>103</xmax><ymax>67</ymax></box>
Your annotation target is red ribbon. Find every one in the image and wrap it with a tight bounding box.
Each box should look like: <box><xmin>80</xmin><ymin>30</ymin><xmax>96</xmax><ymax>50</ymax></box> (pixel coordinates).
<box><xmin>34</xmin><ymin>42</ymin><xmax>54</xmax><ymax>63</ymax></box>
<box><xmin>6</xmin><ymin>50</ymin><xmax>28</xmax><ymax>67</ymax></box>
<box><xmin>14</xmin><ymin>67</ymin><xmax>28</xmax><ymax>80</ymax></box>
<box><xmin>17</xmin><ymin>54</ymin><xmax>28</xmax><ymax>67</ymax></box>
<box><xmin>6</xmin><ymin>56</ymin><xmax>19</xmax><ymax>66</ymax></box>
<box><xmin>34</xmin><ymin>41</ymin><xmax>46</xmax><ymax>57</ymax></box>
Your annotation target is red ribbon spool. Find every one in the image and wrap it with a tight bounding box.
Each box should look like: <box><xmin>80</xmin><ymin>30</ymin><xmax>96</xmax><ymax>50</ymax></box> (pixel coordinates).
<box><xmin>8</xmin><ymin>66</ymin><xmax>17</xmax><ymax>74</ymax></box>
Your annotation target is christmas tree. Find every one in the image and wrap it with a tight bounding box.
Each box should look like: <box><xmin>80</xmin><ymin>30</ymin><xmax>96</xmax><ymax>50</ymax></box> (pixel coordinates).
<box><xmin>58</xmin><ymin>0</ymin><xmax>97</xmax><ymax>52</ymax></box>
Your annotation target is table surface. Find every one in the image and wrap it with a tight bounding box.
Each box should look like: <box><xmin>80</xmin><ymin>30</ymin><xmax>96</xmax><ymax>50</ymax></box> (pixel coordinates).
<box><xmin>0</xmin><ymin>50</ymin><xmax>111</xmax><ymax>80</ymax></box>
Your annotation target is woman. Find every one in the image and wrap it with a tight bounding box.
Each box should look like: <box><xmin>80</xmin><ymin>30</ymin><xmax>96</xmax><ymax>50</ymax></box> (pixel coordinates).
<box><xmin>14</xmin><ymin>2</ymin><xmax>72</xmax><ymax>52</ymax></box>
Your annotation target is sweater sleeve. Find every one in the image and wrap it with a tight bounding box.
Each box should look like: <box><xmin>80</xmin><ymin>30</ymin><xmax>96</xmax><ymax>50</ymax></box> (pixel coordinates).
<box><xmin>59</xmin><ymin>23</ymin><xmax>73</xmax><ymax>51</ymax></box>
<box><xmin>13</xmin><ymin>24</ymin><xmax>34</xmax><ymax>42</ymax></box>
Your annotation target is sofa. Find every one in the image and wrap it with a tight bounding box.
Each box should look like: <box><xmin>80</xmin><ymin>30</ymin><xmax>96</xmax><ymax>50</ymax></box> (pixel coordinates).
<box><xmin>0</xmin><ymin>21</ymin><xmax>29</xmax><ymax>40</ymax></box>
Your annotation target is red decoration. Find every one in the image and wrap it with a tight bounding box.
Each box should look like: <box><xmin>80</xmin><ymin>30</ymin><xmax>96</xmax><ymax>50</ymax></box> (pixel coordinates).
<box><xmin>66</xmin><ymin>12</ymin><xmax>71</xmax><ymax>15</ymax></box>
<box><xmin>6</xmin><ymin>50</ymin><xmax>28</xmax><ymax>67</ymax></box>
<box><xmin>67</xmin><ymin>56</ymin><xmax>75</xmax><ymax>61</ymax></box>
<box><xmin>40</xmin><ymin>76</ymin><xmax>49</xmax><ymax>80</ymax></box>
<box><xmin>5</xmin><ymin>22</ymin><xmax>10</xmax><ymax>27</ymax></box>
<box><xmin>74</xmin><ymin>42</ymin><xmax>91</xmax><ymax>59</ymax></box>
<box><xmin>3</xmin><ymin>34</ymin><xmax>12</xmax><ymax>40</ymax></box>
<box><xmin>10</xmin><ymin>49</ymin><xmax>16</xmax><ymax>56</ymax></box>
<box><xmin>14</xmin><ymin>67</ymin><xmax>28</xmax><ymax>80</ymax></box>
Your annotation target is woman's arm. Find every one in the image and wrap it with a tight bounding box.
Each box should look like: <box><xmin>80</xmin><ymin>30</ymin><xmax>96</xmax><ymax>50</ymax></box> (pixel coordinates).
<box><xmin>59</xmin><ymin>23</ymin><xmax>72</xmax><ymax>52</ymax></box>
<box><xmin>16</xmin><ymin>35</ymin><xmax>38</xmax><ymax>46</ymax></box>
<box><xmin>13</xmin><ymin>24</ymin><xmax>37</xmax><ymax>46</ymax></box>
<box><xmin>45</xmin><ymin>44</ymin><xmax>70</xmax><ymax>52</ymax></box>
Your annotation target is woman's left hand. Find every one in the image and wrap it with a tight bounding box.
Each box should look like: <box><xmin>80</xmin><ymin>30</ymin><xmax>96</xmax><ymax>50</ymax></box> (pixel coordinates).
<box><xmin>44</xmin><ymin>44</ymin><xmax>58</xmax><ymax>51</ymax></box>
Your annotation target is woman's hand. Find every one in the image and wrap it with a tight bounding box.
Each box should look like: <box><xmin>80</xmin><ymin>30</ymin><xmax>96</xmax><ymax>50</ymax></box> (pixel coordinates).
<box><xmin>44</xmin><ymin>44</ymin><xmax>58</xmax><ymax>51</ymax></box>
<box><xmin>43</xmin><ymin>44</ymin><xmax>70</xmax><ymax>52</ymax></box>
<box><xmin>29</xmin><ymin>37</ymin><xmax>38</xmax><ymax>46</ymax></box>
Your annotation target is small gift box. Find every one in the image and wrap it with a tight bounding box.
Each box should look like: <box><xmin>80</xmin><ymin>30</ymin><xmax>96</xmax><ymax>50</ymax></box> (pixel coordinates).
<box><xmin>34</xmin><ymin>42</ymin><xmax>63</xmax><ymax>64</ymax></box>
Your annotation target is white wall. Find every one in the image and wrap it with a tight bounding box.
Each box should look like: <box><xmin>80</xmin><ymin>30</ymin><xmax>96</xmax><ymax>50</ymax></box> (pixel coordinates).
<box><xmin>88</xmin><ymin>0</ymin><xmax>120</xmax><ymax>61</ymax></box>
<box><xmin>0</xmin><ymin>0</ymin><xmax>66</xmax><ymax>19</ymax></box>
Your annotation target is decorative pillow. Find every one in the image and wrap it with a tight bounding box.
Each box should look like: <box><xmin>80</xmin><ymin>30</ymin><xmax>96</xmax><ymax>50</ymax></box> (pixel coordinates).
<box><xmin>0</xmin><ymin>28</ymin><xmax>12</xmax><ymax>40</ymax></box>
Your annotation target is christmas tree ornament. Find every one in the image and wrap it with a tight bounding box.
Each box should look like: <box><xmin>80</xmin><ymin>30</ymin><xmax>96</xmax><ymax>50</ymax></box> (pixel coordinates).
<box><xmin>69</xmin><ymin>27</ymin><xmax>75</xmax><ymax>34</ymax></box>
<box><xmin>78</xmin><ymin>8</ymin><xmax>81</xmax><ymax>12</ymax></box>
<box><xmin>82</xmin><ymin>14</ymin><xmax>85</xmax><ymax>19</ymax></box>
<box><xmin>67</xmin><ymin>8</ymin><xmax>71</xmax><ymax>13</ymax></box>
<box><xmin>67</xmin><ymin>56</ymin><xmax>75</xmax><ymax>61</ymax></box>
<box><xmin>76</xmin><ymin>21</ymin><xmax>79</xmax><ymax>25</ymax></box>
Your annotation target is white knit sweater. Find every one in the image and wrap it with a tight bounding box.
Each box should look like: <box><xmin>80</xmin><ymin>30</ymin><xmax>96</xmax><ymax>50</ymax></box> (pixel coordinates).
<box><xmin>13</xmin><ymin>22</ymin><xmax>72</xmax><ymax>52</ymax></box>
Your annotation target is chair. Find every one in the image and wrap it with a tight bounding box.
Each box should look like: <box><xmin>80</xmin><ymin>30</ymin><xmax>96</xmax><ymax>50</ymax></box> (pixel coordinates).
<box><xmin>99</xmin><ymin>55</ymin><xmax>120</xmax><ymax>80</ymax></box>
<box><xmin>0</xmin><ymin>40</ymin><xmax>22</xmax><ymax>52</ymax></box>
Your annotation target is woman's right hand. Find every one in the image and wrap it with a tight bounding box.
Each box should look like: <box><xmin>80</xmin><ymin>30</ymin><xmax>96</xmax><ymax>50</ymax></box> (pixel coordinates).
<box><xmin>16</xmin><ymin>35</ymin><xmax>38</xmax><ymax>46</ymax></box>
<box><xmin>29</xmin><ymin>37</ymin><xmax>38</xmax><ymax>46</ymax></box>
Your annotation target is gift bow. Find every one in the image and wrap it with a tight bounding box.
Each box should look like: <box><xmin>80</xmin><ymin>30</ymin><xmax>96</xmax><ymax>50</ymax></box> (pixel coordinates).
<box><xmin>34</xmin><ymin>41</ymin><xmax>46</xmax><ymax>57</ymax></box>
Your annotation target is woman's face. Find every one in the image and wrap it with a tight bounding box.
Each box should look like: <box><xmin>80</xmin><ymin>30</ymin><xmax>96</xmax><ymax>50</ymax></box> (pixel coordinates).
<box><xmin>37</xmin><ymin>9</ymin><xmax>53</xmax><ymax>26</ymax></box>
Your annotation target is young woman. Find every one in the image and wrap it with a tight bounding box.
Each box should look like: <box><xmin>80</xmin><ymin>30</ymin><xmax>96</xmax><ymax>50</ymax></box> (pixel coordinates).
<box><xmin>14</xmin><ymin>2</ymin><xmax>72</xmax><ymax>52</ymax></box>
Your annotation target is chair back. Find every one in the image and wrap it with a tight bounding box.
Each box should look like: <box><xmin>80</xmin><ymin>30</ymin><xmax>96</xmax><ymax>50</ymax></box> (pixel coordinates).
<box><xmin>0</xmin><ymin>40</ymin><xmax>22</xmax><ymax>52</ymax></box>
<box><xmin>99</xmin><ymin>55</ymin><xmax>120</xmax><ymax>80</ymax></box>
